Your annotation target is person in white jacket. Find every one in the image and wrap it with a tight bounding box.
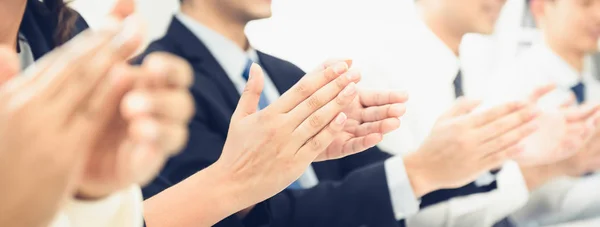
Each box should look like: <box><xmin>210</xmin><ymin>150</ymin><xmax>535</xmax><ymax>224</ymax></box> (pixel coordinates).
<box><xmin>491</xmin><ymin>0</ymin><xmax>600</xmax><ymax>226</ymax></box>
<box><xmin>357</xmin><ymin>0</ymin><xmax>599</xmax><ymax>226</ymax></box>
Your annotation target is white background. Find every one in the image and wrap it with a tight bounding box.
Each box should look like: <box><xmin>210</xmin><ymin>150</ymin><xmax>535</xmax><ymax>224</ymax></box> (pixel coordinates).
<box><xmin>69</xmin><ymin>0</ymin><xmax>530</xmax><ymax>72</ymax></box>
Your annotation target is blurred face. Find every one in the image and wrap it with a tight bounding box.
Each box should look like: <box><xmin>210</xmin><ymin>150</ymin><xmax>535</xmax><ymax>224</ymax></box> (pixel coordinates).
<box><xmin>213</xmin><ymin>0</ymin><xmax>273</xmax><ymax>23</ymax></box>
<box><xmin>437</xmin><ymin>0</ymin><xmax>507</xmax><ymax>35</ymax></box>
<box><xmin>541</xmin><ymin>0</ymin><xmax>600</xmax><ymax>54</ymax></box>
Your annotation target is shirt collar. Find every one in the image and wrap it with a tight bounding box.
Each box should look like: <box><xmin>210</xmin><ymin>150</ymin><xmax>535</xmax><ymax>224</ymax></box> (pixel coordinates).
<box><xmin>530</xmin><ymin>42</ymin><xmax>592</xmax><ymax>89</ymax></box>
<box><xmin>413</xmin><ymin>7</ymin><xmax>461</xmax><ymax>83</ymax></box>
<box><xmin>175</xmin><ymin>12</ymin><xmax>259</xmax><ymax>80</ymax></box>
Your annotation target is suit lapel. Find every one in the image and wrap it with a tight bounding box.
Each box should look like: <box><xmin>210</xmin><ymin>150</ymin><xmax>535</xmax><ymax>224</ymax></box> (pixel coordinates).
<box><xmin>165</xmin><ymin>17</ymin><xmax>241</xmax><ymax>111</ymax></box>
<box><xmin>257</xmin><ymin>51</ymin><xmax>301</xmax><ymax>95</ymax></box>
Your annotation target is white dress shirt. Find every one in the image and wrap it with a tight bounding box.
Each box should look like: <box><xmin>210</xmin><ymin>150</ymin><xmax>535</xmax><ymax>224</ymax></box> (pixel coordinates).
<box><xmin>18</xmin><ymin>36</ymin><xmax>144</xmax><ymax>227</ymax></box>
<box><xmin>491</xmin><ymin>42</ymin><xmax>600</xmax><ymax>227</ymax></box>
<box><xmin>175</xmin><ymin>11</ymin><xmax>421</xmax><ymax>221</ymax></box>
<box><xmin>357</xmin><ymin>5</ymin><xmax>530</xmax><ymax>227</ymax></box>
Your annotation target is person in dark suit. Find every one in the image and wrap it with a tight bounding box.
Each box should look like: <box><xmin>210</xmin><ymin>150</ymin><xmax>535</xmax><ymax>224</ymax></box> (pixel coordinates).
<box><xmin>135</xmin><ymin>0</ymin><xmax>543</xmax><ymax>226</ymax></box>
<box><xmin>1</xmin><ymin>0</ymin><xmax>197</xmax><ymax>226</ymax></box>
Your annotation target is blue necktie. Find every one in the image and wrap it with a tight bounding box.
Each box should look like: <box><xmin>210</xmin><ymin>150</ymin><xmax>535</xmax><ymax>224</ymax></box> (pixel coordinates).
<box><xmin>571</xmin><ymin>82</ymin><xmax>586</xmax><ymax>104</ymax></box>
<box><xmin>242</xmin><ymin>59</ymin><xmax>303</xmax><ymax>189</ymax></box>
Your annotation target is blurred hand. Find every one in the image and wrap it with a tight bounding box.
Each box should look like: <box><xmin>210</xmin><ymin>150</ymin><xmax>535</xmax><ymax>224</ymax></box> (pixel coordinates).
<box><xmin>0</xmin><ymin>21</ymin><xmax>132</xmax><ymax>227</ymax></box>
<box><xmin>213</xmin><ymin>61</ymin><xmax>359</xmax><ymax>211</ymax></box>
<box><xmin>557</xmin><ymin>117</ymin><xmax>600</xmax><ymax>176</ymax></box>
<box><xmin>404</xmin><ymin>98</ymin><xmax>539</xmax><ymax>197</ymax></box>
<box><xmin>311</xmin><ymin>60</ymin><xmax>408</xmax><ymax>161</ymax></box>
<box><xmin>75</xmin><ymin>0</ymin><xmax>195</xmax><ymax>199</ymax></box>
<box><xmin>516</xmin><ymin>86</ymin><xmax>599</xmax><ymax>166</ymax></box>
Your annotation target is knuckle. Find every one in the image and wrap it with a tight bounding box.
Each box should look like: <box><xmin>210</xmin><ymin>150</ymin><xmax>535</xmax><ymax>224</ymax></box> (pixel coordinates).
<box><xmin>309</xmin><ymin>115</ymin><xmax>323</xmax><ymax>128</ymax></box>
<box><xmin>334</xmin><ymin>76</ymin><xmax>347</xmax><ymax>89</ymax></box>
<box><xmin>294</xmin><ymin>83</ymin><xmax>311</xmax><ymax>97</ymax></box>
<box><xmin>308</xmin><ymin>138</ymin><xmax>323</xmax><ymax>150</ymax></box>
<box><xmin>307</xmin><ymin>96</ymin><xmax>322</xmax><ymax>110</ymax></box>
<box><xmin>335</xmin><ymin>95</ymin><xmax>348</xmax><ymax>106</ymax></box>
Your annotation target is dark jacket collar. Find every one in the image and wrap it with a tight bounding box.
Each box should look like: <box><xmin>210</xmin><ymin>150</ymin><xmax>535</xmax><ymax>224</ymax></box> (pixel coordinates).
<box><xmin>160</xmin><ymin>16</ymin><xmax>303</xmax><ymax>109</ymax></box>
<box><xmin>18</xmin><ymin>0</ymin><xmax>89</xmax><ymax>60</ymax></box>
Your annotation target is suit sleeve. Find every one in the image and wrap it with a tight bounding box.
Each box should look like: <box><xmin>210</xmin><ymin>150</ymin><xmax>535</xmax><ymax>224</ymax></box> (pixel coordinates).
<box><xmin>268</xmin><ymin>162</ymin><xmax>405</xmax><ymax>227</ymax></box>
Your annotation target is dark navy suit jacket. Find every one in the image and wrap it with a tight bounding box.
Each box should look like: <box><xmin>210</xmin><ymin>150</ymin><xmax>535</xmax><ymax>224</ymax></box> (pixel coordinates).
<box><xmin>134</xmin><ymin>17</ymin><xmax>497</xmax><ymax>227</ymax></box>
<box><xmin>19</xmin><ymin>0</ymin><xmax>89</xmax><ymax>61</ymax></box>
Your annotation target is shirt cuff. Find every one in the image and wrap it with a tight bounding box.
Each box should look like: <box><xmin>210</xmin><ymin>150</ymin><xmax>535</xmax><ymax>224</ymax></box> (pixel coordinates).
<box><xmin>63</xmin><ymin>185</ymin><xmax>144</xmax><ymax>227</ymax></box>
<box><xmin>384</xmin><ymin>156</ymin><xmax>421</xmax><ymax>221</ymax></box>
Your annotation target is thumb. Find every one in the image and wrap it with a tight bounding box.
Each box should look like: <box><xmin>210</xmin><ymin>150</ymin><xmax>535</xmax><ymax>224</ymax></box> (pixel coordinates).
<box><xmin>0</xmin><ymin>46</ymin><xmax>20</xmax><ymax>86</ymax></box>
<box><xmin>528</xmin><ymin>83</ymin><xmax>556</xmax><ymax>103</ymax></box>
<box><xmin>439</xmin><ymin>97</ymin><xmax>482</xmax><ymax>120</ymax></box>
<box><xmin>232</xmin><ymin>63</ymin><xmax>265</xmax><ymax>122</ymax></box>
<box><xmin>110</xmin><ymin>0</ymin><xmax>136</xmax><ymax>19</ymax></box>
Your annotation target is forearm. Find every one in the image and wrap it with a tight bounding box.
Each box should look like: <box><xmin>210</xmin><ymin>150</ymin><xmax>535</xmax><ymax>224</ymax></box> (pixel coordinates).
<box><xmin>143</xmin><ymin>164</ymin><xmax>247</xmax><ymax>227</ymax></box>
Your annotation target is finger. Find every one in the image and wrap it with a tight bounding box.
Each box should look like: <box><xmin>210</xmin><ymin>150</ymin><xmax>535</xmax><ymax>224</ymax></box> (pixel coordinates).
<box><xmin>29</xmin><ymin>22</ymin><xmax>122</xmax><ymax>97</ymax></box>
<box><xmin>62</xmin><ymin>22</ymin><xmax>143</xmax><ymax>121</ymax></box>
<box><xmin>129</xmin><ymin>142</ymin><xmax>169</xmax><ymax>186</ymax></box>
<box><xmin>358</xmin><ymin>89</ymin><xmax>409</xmax><ymax>107</ymax></box>
<box><xmin>482</xmin><ymin>144</ymin><xmax>525</xmax><ymax>171</ymax></box>
<box><xmin>475</xmin><ymin>106</ymin><xmax>539</xmax><ymax>143</ymax></box>
<box><xmin>560</xmin><ymin>94</ymin><xmax>576</xmax><ymax>109</ymax></box>
<box><xmin>299</xmin><ymin>113</ymin><xmax>347</xmax><ymax>162</ymax></box>
<box><xmin>336</xmin><ymin>133</ymin><xmax>383</xmax><ymax>160</ymax></box>
<box><xmin>478</xmin><ymin>121</ymin><xmax>538</xmax><ymax>157</ymax></box>
<box><xmin>467</xmin><ymin>101</ymin><xmax>527</xmax><ymax>127</ymax></box>
<box><xmin>291</xmin><ymin>83</ymin><xmax>358</xmax><ymax>147</ymax></box>
<box><xmin>129</xmin><ymin>118</ymin><xmax>188</xmax><ymax>156</ymax></box>
<box><xmin>287</xmin><ymin>70</ymin><xmax>359</xmax><ymax>127</ymax></box>
<box><xmin>140</xmin><ymin>52</ymin><xmax>194</xmax><ymax>88</ymax></box>
<box><xmin>270</xmin><ymin>61</ymin><xmax>352</xmax><ymax>113</ymax></box>
<box><xmin>110</xmin><ymin>0</ymin><xmax>136</xmax><ymax>19</ymax></box>
<box><xmin>0</xmin><ymin>46</ymin><xmax>20</xmax><ymax>85</ymax></box>
<box><xmin>310</xmin><ymin>58</ymin><xmax>353</xmax><ymax>73</ymax></box>
<box><xmin>231</xmin><ymin>63</ymin><xmax>264</xmax><ymax>122</ymax></box>
<box><xmin>361</xmin><ymin>103</ymin><xmax>406</xmax><ymax>122</ymax></box>
<box><xmin>564</xmin><ymin>104</ymin><xmax>600</xmax><ymax>123</ymax></box>
<box><xmin>438</xmin><ymin>97</ymin><xmax>482</xmax><ymax>120</ymax></box>
<box><xmin>122</xmin><ymin>88</ymin><xmax>195</xmax><ymax>123</ymax></box>
<box><xmin>353</xmin><ymin>118</ymin><xmax>401</xmax><ymax>137</ymax></box>
<box><xmin>528</xmin><ymin>84</ymin><xmax>556</xmax><ymax>103</ymax></box>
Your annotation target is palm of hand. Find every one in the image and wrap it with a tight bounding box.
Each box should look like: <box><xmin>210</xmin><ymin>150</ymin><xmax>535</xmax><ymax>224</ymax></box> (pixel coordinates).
<box><xmin>317</xmin><ymin>97</ymin><xmax>372</xmax><ymax>161</ymax></box>
<box><xmin>77</xmin><ymin>109</ymin><xmax>135</xmax><ymax>198</ymax></box>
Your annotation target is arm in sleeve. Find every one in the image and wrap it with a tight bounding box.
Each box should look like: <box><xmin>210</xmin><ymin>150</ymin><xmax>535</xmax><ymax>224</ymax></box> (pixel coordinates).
<box><xmin>510</xmin><ymin>173</ymin><xmax>600</xmax><ymax>227</ymax></box>
<box><xmin>268</xmin><ymin>161</ymin><xmax>408</xmax><ymax>227</ymax></box>
<box><xmin>406</xmin><ymin>162</ymin><xmax>530</xmax><ymax>227</ymax></box>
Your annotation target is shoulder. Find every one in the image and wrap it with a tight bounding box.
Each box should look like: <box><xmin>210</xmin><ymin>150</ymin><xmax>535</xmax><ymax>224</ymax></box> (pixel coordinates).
<box><xmin>258</xmin><ymin>51</ymin><xmax>306</xmax><ymax>75</ymax></box>
<box><xmin>130</xmin><ymin>38</ymin><xmax>177</xmax><ymax>65</ymax></box>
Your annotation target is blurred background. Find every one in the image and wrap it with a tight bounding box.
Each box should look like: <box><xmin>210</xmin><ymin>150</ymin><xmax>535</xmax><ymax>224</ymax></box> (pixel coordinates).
<box><xmin>69</xmin><ymin>0</ymin><xmax>554</xmax><ymax>73</ymax></box>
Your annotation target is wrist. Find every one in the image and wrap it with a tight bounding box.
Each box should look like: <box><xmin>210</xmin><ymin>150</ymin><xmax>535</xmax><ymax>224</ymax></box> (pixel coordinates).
<box><xmin>403</xmin><ymin>153</ymin><xmax>437</xmax><ymax>197</ymax></box>
<box><xmin>519</xmin><ymin>164</ymin><xmax>563</xmax><ymax>191</ymax></box>
<box><xmin>202</xmin><ymin>163</ymin><xmax>249</xmax><ymax>214</ymax></box>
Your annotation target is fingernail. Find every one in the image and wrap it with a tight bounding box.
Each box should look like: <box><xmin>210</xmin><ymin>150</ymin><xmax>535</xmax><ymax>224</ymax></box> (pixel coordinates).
<box><xmin>335</xmin><ymin>113</ymin><xmax>347</xmax><ymax>125</ymax></box>
<box><xmin>127</xmin><ymin>93</ymin><xmax>151</xmax><ymax>114</ymax></box>
<box><xmin>141</xmin><ymin>120</ymin><xmax>159</xmax><ymax>141</ymax></box>
<box><xmin>344</xmin><ymin>83</ymin><xmax>357</xmax><ymax>96</ymax></box>
<box><xmin>345</xmin><ymin>71</ymin><xmax>359</xmax><ymax>81</ymax></box>
<box><xmin>390</xmin><ymin>104</ymin><xmax>405</xmax><ymax>115</ymax></box>
<box><xmin>332</xmin><ymin>62</ymin><xmax>348</xmax><ymax>75</ymax></box>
